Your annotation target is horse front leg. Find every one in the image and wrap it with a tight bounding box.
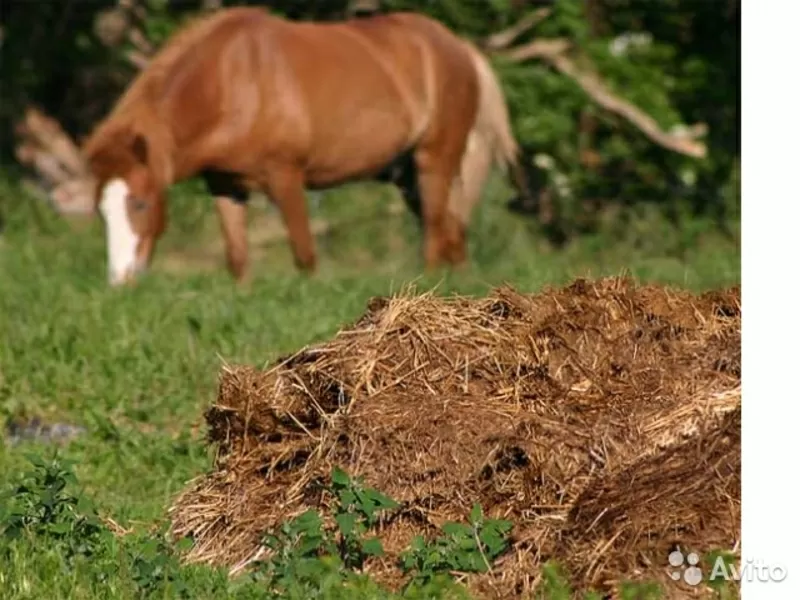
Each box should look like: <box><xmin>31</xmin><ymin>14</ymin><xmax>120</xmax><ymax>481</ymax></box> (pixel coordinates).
<box><xmin>261</xmin><ymin>165</ymin><xmax>317</xmax><ymax>273</ymax></box>
<box><xmin>202</xmin><ymin>170</ymin><xmax>251</xmax><ymax>284</ymax></box>
<box><xmin>215</xmin><ymin>196</ymin><xmax>249</xmax><ymax>283</ymax></box>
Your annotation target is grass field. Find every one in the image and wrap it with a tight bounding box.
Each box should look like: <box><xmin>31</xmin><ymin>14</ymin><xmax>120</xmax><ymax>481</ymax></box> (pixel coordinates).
<box><xmin>0</xmin><ymin>172</ymin><xmax>740</xmax><ymax>599</ymax></box>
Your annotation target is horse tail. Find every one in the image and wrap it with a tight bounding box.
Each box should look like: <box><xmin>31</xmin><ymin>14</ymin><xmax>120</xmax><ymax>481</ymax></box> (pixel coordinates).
<box><xmin>467</xmin><ymin>43</ymin><xmax>517</xmax><ymax>169</ymax></box>
<box><xmin>462</xmin><ymin>42</ymin><xmax>532</xmax><ymax>207</ymax></box>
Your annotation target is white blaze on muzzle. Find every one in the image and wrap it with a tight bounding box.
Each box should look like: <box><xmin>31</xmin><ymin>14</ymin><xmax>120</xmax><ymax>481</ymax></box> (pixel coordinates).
<box><xmin>99</xmin><ymin>178</ymin><xmax>141</xmax><ymax>286</ymax></box>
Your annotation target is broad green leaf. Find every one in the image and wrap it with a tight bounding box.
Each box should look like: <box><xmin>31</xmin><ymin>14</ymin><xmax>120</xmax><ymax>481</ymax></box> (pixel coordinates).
<box><xmin>335</xmin><ymin>512</ymin><xmax>356</xmax><ymax>537</ymax></box>
<box><xmin>361</xmin><ymin>537</ymin><xmax>384</xmax><ymax>557</ymax></box>
<box><xmin>330</xmin><ymin>467</ymin><xmax>350</xmax><ymax>487</ymax></box>
<box><xmin>441</xmin><ymin>522</ymin><xmax>470</xmax><ymax>537</ymax></box>
<box><xmin>469</xmin><ymin>503</ymin><xmax>483</xmax><ymax>525</ymax></box>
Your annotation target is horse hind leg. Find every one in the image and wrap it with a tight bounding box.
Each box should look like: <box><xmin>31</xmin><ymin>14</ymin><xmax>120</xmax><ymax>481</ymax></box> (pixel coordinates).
<box><xmin>437</xmin><ymin>128</ymin><xmax>495</xmax><ymax>267</ymax></box>
<box><xmin>413</xmin><ymin>75</ymin><xmax>479</xmax><ymax>268</ymax></box>
<box><xmin>413</xmin><ymin>137</ymin><xmax>472</xmax><ymax>270</ymax></box>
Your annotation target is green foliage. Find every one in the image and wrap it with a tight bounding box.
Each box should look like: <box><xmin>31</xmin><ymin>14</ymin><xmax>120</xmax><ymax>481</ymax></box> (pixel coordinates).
<box><xmin>535</xmin><ymin>562</ymin><xmax>577</xmax><ymax>600</ymax></box>
<box><xmin>256</xmin><ymin>510</ymin><xmax>341</xmax><ymax>595</ymax></box>
<box><xmin>248</xmin><ymin>467</ymin><xmax>505</xmax><ymax>597</ymax></box>
<box><xmin>0</xmin><ymin>452</ymin><xmax>109</xmax><ymax>565</ymax></box>
<box><xmin>400</xmin><ymin>503</ymin><xmax>512</xmax><ymax>587</ymax></box>
<box><xmin>703</xmin><ymin>548</ymin><xmax>742</xmax><ymax>599</ymax></box>
<box><xmin>251</xmin><ymin>467</ymin><xmax>401</xmax><ymax>590</ymax></box>
<box><xmin>126</xmin><ymin>532</ymin><xmax>195</xmax><ymax>598</ymax></box>
<box><xmin>0</xmin><ymin>454</ymin><xmax>203</xmax><ymax>598</ymax></box>
<box><xmin>531</xmin><ymin>562</ymin><xmax>664</xmax><ymax>600</ymax></box>
<box><xmin>0</xmin><ymin>457</ymin><xmax>461</xmax><ymax>599</ymax></box>
<box><xmin>139</xmin><ymin>0</ymin><xmax>186</xmax><ymax>48</ymax></box>
<box><xmin>330</xmin><ymin>466</ymin><xmax>399</xmax><ymax>568</ymax></box>
<box><xmin>495</xmin><ymin>0</ymin><xmax>736</xmax><ymax>235</ymax></box>
<box><xmin>617</xmin><ymin>580</ymin><xmax>662</xmax><ymax>600</ymax></box>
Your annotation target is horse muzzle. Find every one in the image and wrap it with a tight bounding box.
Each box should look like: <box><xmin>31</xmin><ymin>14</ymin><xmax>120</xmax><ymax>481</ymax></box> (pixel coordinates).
<box><xmin>108</xmin><ymin>260</ymin><xmax>146</xmax><ymax>287</ymax></box>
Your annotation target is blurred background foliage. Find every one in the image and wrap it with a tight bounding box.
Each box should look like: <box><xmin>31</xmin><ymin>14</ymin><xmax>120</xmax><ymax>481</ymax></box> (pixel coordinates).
<box><xmin>0</xmin><ymin>0</ymin><xmax>739</xmax><ymax>243</ymax></box>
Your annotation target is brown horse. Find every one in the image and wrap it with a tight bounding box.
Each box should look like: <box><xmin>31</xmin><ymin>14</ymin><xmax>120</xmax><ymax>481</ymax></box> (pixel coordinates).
<box><xmin>82</xmin><ymin>7</ymin><xmax>526</xmax><ymax>285</ymax></box>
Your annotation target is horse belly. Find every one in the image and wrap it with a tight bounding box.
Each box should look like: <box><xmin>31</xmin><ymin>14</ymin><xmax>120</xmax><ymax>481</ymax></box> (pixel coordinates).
<box><xmin>284</xmin><ymin>24</ymin><xmax>431</xmax><ymax>187</ymax></box>
<box><xmin>303</xmin><ymin>104</ymin><xmax>412</xmax><ymax>187</ymax></box>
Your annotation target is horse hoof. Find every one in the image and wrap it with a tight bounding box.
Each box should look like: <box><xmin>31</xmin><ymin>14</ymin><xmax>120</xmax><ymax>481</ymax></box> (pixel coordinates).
<box><xmin>294</xmin><ymin>256</ymin><xmax>317</xmax><ymax>274</ymax></box>
<box><xmin>234</xmin><ymin>278</ymin><xmax>252</xmax><ymax>292</ymax></box>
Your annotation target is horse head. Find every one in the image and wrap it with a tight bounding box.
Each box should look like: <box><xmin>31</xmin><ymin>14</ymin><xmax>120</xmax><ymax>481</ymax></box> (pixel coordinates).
<box><xmin>85</xmin><ymin>129</ymin><xmax>167</xmax><ymax>286</ymax></box>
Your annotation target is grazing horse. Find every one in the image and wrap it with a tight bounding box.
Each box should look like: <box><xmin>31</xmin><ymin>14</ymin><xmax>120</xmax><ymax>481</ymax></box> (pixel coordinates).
<box><xmin>82</xmin><ymin>7</ymin><xmax>527</xmax><ymax>285</ymax></box>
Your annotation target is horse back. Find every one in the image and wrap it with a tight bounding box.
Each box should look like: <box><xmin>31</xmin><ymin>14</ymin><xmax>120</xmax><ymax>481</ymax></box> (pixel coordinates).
<box><xmin>150</xmin><ymin>11</ymin><xmax>430</xmax><ymax>183</ymax></box>
<box><xmin>342</xmin><ymin>13</ymin><xmax>480</xmax><ymax>143</ymax></box>
<box><xmin>90</xmin><ymin>7</ymin><xmax>480</xmax><ymax>189</ymax></box>
<box><xmin>273</xmin><ymin>13</ymin><xmax>479</xmax><ymax>184</ymax></box>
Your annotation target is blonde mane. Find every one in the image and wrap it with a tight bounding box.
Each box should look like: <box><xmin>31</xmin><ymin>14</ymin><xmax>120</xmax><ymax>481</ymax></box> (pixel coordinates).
<box><xmin>82</xmin><ymin>8</ymin><xmax>266</xmax><ymax>185</ymax></box>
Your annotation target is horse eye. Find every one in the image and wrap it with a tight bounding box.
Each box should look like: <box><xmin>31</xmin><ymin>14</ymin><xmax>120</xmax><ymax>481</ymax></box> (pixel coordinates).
<box><xmin>130</xmin><ymin>198</ymin><xmax>148</xmax><ymax>212</ymax></box>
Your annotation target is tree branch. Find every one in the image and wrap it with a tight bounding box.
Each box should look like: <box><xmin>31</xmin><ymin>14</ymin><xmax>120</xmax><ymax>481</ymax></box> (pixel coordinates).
<box><xmin>128</xmin><ymin>26</ymin><xmax>154</xmax><ymax>56</ymax></box>
<box><xmin>498</xmin><ymin>40</ymin><xmax>708</xmax><ymax>159</ymax></box>
<box><xmin>483</xmin><ymin>7</ymin><xmax>551</xmax><ymax>51</ymax></box>
<box><xmin>502</xmin><ymin>38</ymin><xmax>572</xmax><ymax>62</ymax></box>
<box><xmin>15</xmin><ymin>142</ymin><xmax>75</xmax><ymax>185</ymax></box>
<box><xmin>94</xmin><ymin>1</ymin><xmax>154</xmax><ymax>69</ymax></box>
<box><xmin>126</xmin><ymin>49</ymin><xmax>151</xmax><ymax>69</ymax></box>
<box><xmin>348</xmin><ymin>0</ymin><xmax>381</xmax><ymax>16</ymax></box>
<box><xmin>15</xmin><ymin>107</ymin><xmax>88</xmax><ymax>178</ymax></box>
<box><xmin>14</xmin><ymin>107</ymin><xmax>96</xmax><ymax>214</ymax></box>
<box><xmin>94</xmin><ymin>7</ymin><xmax>130</xmax><ymax>47</ymax></box>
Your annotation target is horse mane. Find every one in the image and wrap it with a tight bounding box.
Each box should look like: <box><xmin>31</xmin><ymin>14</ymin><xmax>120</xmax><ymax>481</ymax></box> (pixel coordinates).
<box><xmin>82</xmin><ymin>7</ymin><xmax>270</xmax><ymax>186</ymax></box>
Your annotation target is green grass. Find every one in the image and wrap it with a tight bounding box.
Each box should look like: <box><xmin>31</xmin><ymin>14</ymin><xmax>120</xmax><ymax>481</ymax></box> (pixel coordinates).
<box><xmin>0</xmin><ymin>172</ymin><xmax>740</xmax><ymax>599</ymax></box>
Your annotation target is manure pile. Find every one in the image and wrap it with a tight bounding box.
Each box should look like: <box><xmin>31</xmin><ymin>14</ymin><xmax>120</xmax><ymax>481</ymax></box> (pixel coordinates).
<box><xmin>169</xmin><ymin>276</ymin><xmax>741</xmax><ymax>598</ymax></box>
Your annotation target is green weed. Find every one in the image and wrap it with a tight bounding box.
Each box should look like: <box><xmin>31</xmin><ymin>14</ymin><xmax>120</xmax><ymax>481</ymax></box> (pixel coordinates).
<box><xmin>400</xmin><ymin>503</ymin><xmax>512</xmax><ymax>588</ymax></box>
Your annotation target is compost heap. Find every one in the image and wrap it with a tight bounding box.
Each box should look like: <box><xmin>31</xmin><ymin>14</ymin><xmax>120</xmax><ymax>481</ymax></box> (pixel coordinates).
<box><xmin>169</xmin><ymin>276</ymin><xmax>741</xmax><ymax>599</ymax></box>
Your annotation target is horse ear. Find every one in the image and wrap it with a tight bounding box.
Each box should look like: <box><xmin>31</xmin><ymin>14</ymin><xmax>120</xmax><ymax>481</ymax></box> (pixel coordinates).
<box><xmin>131</xmin><ymin>133</ymin><xmax>148</xmax><ymax>165</ymax></box>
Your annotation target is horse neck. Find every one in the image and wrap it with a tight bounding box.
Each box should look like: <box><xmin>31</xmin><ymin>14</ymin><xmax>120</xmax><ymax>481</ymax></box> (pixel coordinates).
<box><xmin>146</xmin><ymin>128</ymin><xmax>176</xmax><ymax>190</ymax></box>
<box><xmin>128</xmin><ymin>115</ymin><xmax>176</xmax><ymax>191</ymax></box>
